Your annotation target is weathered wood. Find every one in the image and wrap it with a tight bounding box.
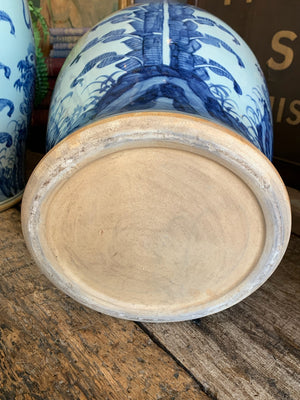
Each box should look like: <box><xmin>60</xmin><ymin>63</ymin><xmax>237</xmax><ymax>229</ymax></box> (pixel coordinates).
<box><xmin>143</xmin><ymin>234</ymin><xmax>300</xmax><ymax>400</ymax></box>
<box><xmin>1</xmin><ymin>152</ymin><xmax>299</xmax><ymax>398</ymax></box>
<box><xmin>0</xmin><ymin>208</ymin><xmax>208</xmax><ymax>400</ymax></box>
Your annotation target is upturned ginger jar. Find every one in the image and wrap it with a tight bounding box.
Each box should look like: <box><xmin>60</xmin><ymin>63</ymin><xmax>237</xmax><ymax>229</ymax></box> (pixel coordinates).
<box><xmin>22</xmin><ymin>1</ymin><xmax>291</xmax><ymax>322</ymax></box>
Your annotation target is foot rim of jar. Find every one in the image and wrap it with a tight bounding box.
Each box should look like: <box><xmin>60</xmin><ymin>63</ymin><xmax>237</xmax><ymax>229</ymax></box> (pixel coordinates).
<box><xmin>21</xmin><ymin>111</ymin><xmax>291</xmax><ymax>322</ymax></box>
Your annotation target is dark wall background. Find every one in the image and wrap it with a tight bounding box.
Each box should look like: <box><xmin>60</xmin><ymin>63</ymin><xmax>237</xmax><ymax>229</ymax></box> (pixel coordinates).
<box><xmin>187</xmin><ymin>0</ymin><xmax>299</xmax><ymax>188</ymax></box>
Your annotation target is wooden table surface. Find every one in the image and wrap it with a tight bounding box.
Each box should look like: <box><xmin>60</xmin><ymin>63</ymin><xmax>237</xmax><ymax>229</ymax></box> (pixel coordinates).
<box><xmin>0</xmin><ymin>195</ymin><xmax>299</xmax><ymax>399</ymax></box>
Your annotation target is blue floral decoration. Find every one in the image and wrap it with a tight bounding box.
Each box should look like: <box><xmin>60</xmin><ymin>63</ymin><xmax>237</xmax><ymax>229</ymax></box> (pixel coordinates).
<box><xmin>48</xmin><ymin>1</ymin><xmax>273</xmax><ymax>159</ymax></box>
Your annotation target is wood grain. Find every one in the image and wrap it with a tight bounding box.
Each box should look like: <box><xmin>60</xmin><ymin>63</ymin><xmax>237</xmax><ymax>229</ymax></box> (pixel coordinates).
<box><xmin>0</xmin><ymin>208</ymin><xmax>208</xmax><ymax>400</ymax></box>
<box><xmin>1</xmin><ymin>160</ymin><xmax>299</xmax><ymax>399</ymax></box>
<box><xmin>143</xmin><ymin>234</ymin><xmax>300</xmax><ymax>400</ymax></box>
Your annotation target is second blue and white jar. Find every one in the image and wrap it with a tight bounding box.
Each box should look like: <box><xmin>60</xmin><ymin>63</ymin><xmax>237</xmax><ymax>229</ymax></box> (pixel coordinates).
<box><xmin>22</xmin><ymin>1</ymin><xmax>291</xmax><ymax>322</ymax></box>
<box><xmin>0</xmin><ymin>0</ymin><xmax>35</xmax><ymax>211</ymax></box>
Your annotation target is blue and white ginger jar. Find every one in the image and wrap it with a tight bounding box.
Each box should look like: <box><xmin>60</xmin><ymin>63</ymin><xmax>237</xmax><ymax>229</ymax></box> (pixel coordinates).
<box><xmin>47</xmin><ymin>0</ymin><xmax>272</xmax><ymax>159</ymax></box>
<box><xmin>22</xmin><ymin>1</ymin><xmax>291</xmax><ymax>323</ymax></box>
<box><xmin>0</xmin><ymin>0</ymin><xmax>35</xmax><ymax>211</ymax></box>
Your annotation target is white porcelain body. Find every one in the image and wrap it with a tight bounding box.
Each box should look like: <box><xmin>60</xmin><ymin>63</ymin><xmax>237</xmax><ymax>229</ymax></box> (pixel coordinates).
<box><xmin>0</xmin><ymin>0</ymin><xmax>35</xmax><ymax>210</ymax></box>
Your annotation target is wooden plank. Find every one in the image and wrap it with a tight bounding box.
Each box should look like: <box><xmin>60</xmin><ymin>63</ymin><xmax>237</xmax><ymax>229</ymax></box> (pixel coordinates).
<box><xmin>2</xmin><ymin>151</ymin><xmax>299</xmax><ymax>398</ymax></box>
<box><xmin>0</xmin><ymin>208</ymin><xmax>209</xmax><ymax>400</ymax></box>
<box><xmin>143</xmin><ymin>234</ymin><xmax>300</xmax><ymax>400</ymax></box>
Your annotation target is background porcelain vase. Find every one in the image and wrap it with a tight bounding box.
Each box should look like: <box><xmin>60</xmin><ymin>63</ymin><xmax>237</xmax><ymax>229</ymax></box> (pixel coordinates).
<box><xmin>0</xmin><ymin>0</ymin><xmax>35</xmax><ymax>211</ymax></box>
<box><xmin>22</xmin><ymin>1</ymin><xmax>291</xmax><ymax>322</ymax></box>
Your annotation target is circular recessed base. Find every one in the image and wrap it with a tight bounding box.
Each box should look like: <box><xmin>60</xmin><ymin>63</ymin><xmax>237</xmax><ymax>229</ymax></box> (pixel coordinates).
<box><xmin>21</xmin><ymin>112</ymin><xmax>291</xmax><ymax>322</ymax></box>
<box><xmin>0</xmin><ymin>191</ymin><xmax>23</xmax><ymax>212</ymax></box>
<box><xmin>41</xmin><ymin>147</ymin><xmax>265</xmax><ymax>312</ymax></box>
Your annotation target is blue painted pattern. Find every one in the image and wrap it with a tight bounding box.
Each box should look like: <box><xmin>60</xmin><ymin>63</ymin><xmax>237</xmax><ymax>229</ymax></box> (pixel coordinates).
<box><xmin>0</xmin><ymin>10</ymin><xmax>15</xmax><ymax>34</ymax></box>
<box><xmin>0</xmin><ymin>61</ymin><xmax>11</xmax><ymax>79</ymax></box>
<box><xmin>0</xmin><ymin>45</ymin><xmax>35</xmax><ymax>200</ymax></box>
<box><xmin>22</xmin><ymin>0</ymin><xmax>32</xmax><ymax>29</ymax></box>
<box><xmin>0</xmin><ymin>1</ymin><xmax>35</xmax><ymax>203</ymax></box>
<box><xmin>47</xmin><ymin>1</ymin><xmax>272</xmax><ymax>159</ymax></box>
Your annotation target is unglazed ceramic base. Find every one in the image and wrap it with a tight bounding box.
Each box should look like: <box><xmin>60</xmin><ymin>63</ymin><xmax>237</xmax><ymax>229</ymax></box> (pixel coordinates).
<box><xmin>21</xmin><ymin>112</ymin><xmax>291</xmax><ymax>322</ymax></box>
